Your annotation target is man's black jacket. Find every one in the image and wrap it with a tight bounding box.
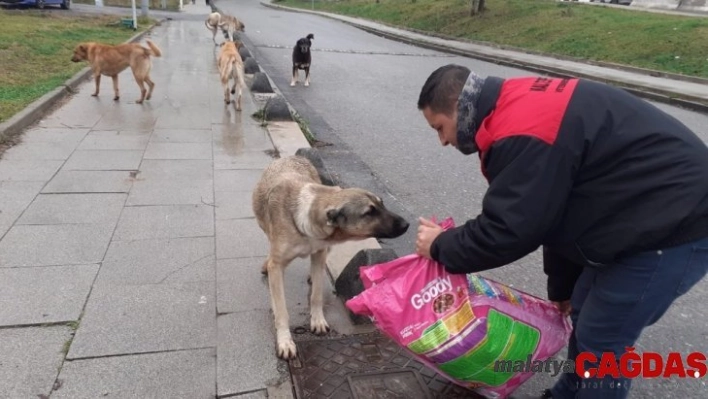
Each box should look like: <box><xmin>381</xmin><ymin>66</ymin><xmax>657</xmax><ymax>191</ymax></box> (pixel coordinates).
<box><xmin>430</xmin><ymin>76</ymin><xmax>708</xmax><ymax>302</ymax></box>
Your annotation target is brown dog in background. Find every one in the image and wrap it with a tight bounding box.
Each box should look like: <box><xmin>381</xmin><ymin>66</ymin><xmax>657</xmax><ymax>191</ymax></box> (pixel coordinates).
<box><xmin>217</xmin><ymin>40</ymin><xmax>246</xmax><ymax>110</ymax></box>
<box><xmin>71</xmin><ymin>40</ymin><xmax>162</xmax><ymax>104</ymax></box>
<box><xmin>252</xmin><ymin>156</ymin><xmax>410</xmax><ymax>359</ymax></box>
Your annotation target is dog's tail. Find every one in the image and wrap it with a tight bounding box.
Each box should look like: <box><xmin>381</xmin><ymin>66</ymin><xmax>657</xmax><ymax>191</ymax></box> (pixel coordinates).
<box><xmin>306</xmin><ymin>33</ymin><xmax>314</xmax><ymax>40</ymax></box>
<box><xmin>145</xmin><ymin>40</ymin><xmax>162</xmax><ymax>57</ymax></box>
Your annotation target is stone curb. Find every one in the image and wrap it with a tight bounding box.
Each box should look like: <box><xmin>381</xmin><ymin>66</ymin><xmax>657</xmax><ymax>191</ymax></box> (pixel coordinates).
<box><xmin>0</xmin><ymin>19</ymin><xmax>165</xmax><ymax>143</ymax></box>
<box><xmin>260</xmin><ymin>0</ymin><xmax>708</xmax><ymax>112</ymax></box>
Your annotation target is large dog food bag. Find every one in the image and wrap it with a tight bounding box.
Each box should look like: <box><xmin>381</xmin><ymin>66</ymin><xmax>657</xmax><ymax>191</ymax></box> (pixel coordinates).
<box><xmin>345</xmin><ymin>218</ymin><xmax>572</xmax><ymax>399</ymax></box>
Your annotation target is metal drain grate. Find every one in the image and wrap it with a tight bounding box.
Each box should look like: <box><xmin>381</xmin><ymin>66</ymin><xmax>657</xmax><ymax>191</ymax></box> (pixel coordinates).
<box><xmin>288</xmin><ymin>332</ymin><xmax>484</xmax><ymax>399</ymax></box>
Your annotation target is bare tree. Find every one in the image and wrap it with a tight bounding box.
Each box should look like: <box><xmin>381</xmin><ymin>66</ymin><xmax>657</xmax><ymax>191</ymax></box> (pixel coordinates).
<box><xmin>471</xmin><ymin>0</ymin><xmax>486</xmax><ymax>16</ymax></box>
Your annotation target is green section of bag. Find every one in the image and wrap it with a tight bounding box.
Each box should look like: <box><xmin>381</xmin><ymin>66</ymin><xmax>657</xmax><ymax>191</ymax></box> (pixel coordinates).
<box><xmin>438</xmin><ymin>309</ymin><xmax>540</xmax><ymax>387</ymax></box>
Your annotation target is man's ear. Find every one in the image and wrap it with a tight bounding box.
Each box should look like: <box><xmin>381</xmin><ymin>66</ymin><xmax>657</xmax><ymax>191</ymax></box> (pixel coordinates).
<box><xmin>326</xmin><ymin>208</ymin><xmax>341</xmax><ymax>226</ymax></box>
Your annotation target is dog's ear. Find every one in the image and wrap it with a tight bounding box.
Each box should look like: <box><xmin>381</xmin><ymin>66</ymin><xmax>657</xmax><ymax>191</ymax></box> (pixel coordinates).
<box><xmin>326</xmin><ymin>208</ymin><xmax>343</xmax><ymax>226</ymax></box>
<box><xmin>307</xmin><ymin>33</ymin><xmax>314</xmax><ymax>41</ymax></box>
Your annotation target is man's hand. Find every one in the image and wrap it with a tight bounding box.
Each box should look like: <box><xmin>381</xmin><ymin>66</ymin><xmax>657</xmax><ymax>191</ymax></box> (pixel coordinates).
<box><xmin>416</xmin><ymin>217</ymin><xmax>444</xmax><ymax>259</ymax></box>
<box><xmin>552</xmin><ymin>300</ymin><xmax>572</xmax><ymax>317</ymax></box>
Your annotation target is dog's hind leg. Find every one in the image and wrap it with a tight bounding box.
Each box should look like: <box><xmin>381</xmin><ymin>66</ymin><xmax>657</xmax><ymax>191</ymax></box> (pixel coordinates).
<box><xmin>145</xmin><ymin>74</ymin><xmax>155</xmax><ymax>101</ymax></box>
<box><xmin>111</xmin><ymin>75</ymin><xmax>120</xmax><ymax>101</ymax></box>
<box><xmin>266</xmin><ymin>254</ymin><xmax>298</xmax><ymax>359</ymax></box>
<box><xmin>133</xmin><ymin>74</ymin><xmax>147</xmax><ymax>104</ymax></box>
<box><xmin>290</xmin><ymin>66</ymin><xmax>298</xmax><ymax>87</ymax></box>
<box><xmin>92</xmin><ymin>73</ymin><xmax>101</xmax><ymax>97</ymax></box>
<box><xmin>309</xmin><ymin>249</ymin><xmax>330</xmax><ymax>335</ymax></box>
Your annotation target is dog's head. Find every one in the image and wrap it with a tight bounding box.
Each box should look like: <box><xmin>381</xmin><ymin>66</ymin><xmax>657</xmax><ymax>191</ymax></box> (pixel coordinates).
<box><xmin>324</xmin><ymin>189</ymin><xmax>409</xmax><ymax>240</ymax></box>
<box><xmin>71</xmin><ymin>43</ymin><xmax>90</xmax><ymax>62</ymax></box>
<box><xmin>296</xmin><ymin>33</ymin><xmax>314</xmax><ymax>54</ymax></box>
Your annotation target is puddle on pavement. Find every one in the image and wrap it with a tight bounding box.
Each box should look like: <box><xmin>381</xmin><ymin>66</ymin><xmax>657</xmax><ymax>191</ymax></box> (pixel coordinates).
<box><xmin>219</xmin><ymin>103</ymin><xmax>245</xmax><ymax>156</ymax></box>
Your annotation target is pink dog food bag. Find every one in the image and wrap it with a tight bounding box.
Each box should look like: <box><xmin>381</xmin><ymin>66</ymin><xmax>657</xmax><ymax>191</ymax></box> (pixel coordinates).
<box><xmin>346</xmin><ymin>218</ymin><xmax>572</xmax><ymax>399</ymax></box>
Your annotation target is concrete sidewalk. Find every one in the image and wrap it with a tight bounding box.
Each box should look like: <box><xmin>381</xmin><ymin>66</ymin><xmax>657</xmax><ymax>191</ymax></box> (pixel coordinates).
<box><xmin>261</xmin><ymin>0</ymin><xmax>708</xmax><ymax>112</ymax></box>
<box><xmin>0</xmin><ymin>4</ymin><xmax>365</xmax><ymax>398</ymax></box>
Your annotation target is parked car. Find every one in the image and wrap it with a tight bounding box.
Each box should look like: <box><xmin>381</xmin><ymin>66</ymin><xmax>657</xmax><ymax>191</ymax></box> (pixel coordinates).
<box><xmin>0</xmin><ymin>0</ymin><xmax>70</xmax><ymax>9</ymax></box>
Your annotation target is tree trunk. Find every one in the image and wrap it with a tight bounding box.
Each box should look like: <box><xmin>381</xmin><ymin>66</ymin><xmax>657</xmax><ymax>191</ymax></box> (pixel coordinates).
<box><xmin>470</xmin><ymin>0</ymin><xmax>486</xmax><ymax>16</ymax></box>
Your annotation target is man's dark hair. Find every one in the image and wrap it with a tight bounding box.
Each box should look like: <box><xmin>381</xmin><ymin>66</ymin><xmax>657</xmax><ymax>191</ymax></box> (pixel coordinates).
<box><xmin>417</xmin><ymin>64</ymin><xmax>471</xmax><ymax>115</ymax></box>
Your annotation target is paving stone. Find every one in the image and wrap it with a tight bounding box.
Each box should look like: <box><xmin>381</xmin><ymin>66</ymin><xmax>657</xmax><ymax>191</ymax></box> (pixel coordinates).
<box><xmin>215</xmin><ymin>219</ymin><xmax>270</xmax><ymax>259</ymax></box>
<box><xmin>0</xmin><ymin>264</ymin><xmax>98</xmax><ymax>326</ymax></box>
<box><xmin>77</xmin><ymin>131</ymin><xmax>150</xmax><ymax>151</ymax></box>
<box><xmin>42</xmin><ymin>170</ymin><xmax>134</xmax><ymax>193</ymax></box>
<box><xmin>38</xmin><ymin>102</ymin><xmax>102</xmax><ymax>129</ymax></box>
<box><xmin>215</xmin><ymin>190</ymin><xmax>255</xmax><ymax>220</ymax></box>
<box><xmin>0</xmin><ymin>224</ymin><xmax>115</xmax><ymax>267</ymax></box>
<box><xmin>54</xmin><ymin>348</ymin><xmax>216</xmax><ymax>399</ymax></box>
<box><xmin>217</xmin><ymin>311</ymin><xmax>283</xmax><ymax>397</ymax></box>
<box><xmin>0</xmin><ymin>181</ymin><xmax>45</xmax><ymax>237</ymax></box>
<box><xmin>21</xmin><ymin>127</ymin><xmax>89</xmax><ymax>144</ymax></box>
<box><xmin>214</xmin><ymin>149</ymin><xmax>277</xmax><ymax>170</ymax></box>
<box><xmin>127</xmin><ymin>179</ymin><xmax>214</xmax><ymax>206</ymax></box>
<box><xmin>215</xmin><ymin>169</ymin><xmax>264</xmax><ymax>192</ymax></box>
<box><xmin>67</xmin><ymin>281</ymin><xmax>216</xmax><ymax>359</ymax></box>
<box><xmin>92</xmin><ymin>109</ymin><xmax>157</xmax><ymax>131</ymax></box>
<box><xmin>63</xmin><ymin>150</ymin><xmax>143</xmax><ymax>171</ymax></box>
<box><xmin>155</xmin><ymin>106</ymin><xmax>212</xmax><ymax>130</ymax></box>
<box><xmin>143</xmin><ymin>142</ymin><xmax>213</xmax><ymax>160</ymax></box>
<box><xmin>113</xmin><ymin>204</ymin><xmax>214</xmax><ymax>241</ymax></box>
<box><xmin>0</xmin><ymin>326</ymin><xmax>72</xmax><ymax>399</ymax></box>
<box><xmin>213</xmin><ymin>122</ymin><xmax>274</xmax><ymax>154</ymax></box>
<box><xmin>0</xmin><ymin>140</ymin><xmax>79</xmax><ymax>160</ymax></box>
<box><xmin>216</xmin><ymin>257</ymin><xmax>315</xmax><ymax>314</ymax></box>
<box><xmin>136</xmin><ymin>159</ymin><xmax>213</xmax><ymax>181</ymax></box>
<box><xmin>96</xmin><ymin>236</ymin><xmax>215</xmax><ymax>286</ymax></box>
<box><xmin>151</xmin><ymin>129</ymin><xmax>213</xmax><ymax>143</ymax></box>
<box><xmin>18</xmin><ymin>193</ymin><xmax>126</xmax><ymax>225</ymax></box>
<box><xmin>0</xmin><ymin>159</ymin><xmax>63</xmax><ymax>182</ymax></box>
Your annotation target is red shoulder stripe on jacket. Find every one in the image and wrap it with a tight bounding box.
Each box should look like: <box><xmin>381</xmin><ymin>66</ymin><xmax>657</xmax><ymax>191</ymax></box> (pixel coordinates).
<box><xmin>475</xmin><ymin>77</ymin><xmax>579</xmax><ymax>153</ymax></box>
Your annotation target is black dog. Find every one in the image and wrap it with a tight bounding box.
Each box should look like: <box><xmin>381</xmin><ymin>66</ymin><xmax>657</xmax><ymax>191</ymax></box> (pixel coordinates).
<box><xmin>291</xmin><ymin>33</ymin><xmax>314</xmax><ymax>87</ymax></box>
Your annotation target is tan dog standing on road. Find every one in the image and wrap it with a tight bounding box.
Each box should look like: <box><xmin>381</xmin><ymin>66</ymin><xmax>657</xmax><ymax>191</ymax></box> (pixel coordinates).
<box><xmin>71</xmin><ymin>40</ymin><xmax>162</xmax><ymax>104</ymax></box>
<box><xmin>217</xmin><ymin>40</ymin><xmax>246</xmax><ymax>110</ymax></box>
<box><xmin>252</xmin><ymin>156</ymin><xmax>410</xmax><ymax>359</ymax></box>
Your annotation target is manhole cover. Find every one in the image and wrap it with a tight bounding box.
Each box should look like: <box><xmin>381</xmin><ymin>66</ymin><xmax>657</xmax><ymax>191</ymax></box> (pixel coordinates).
<box><xmin>348</xmin><ymin>369</ymin><xmax>432</xmax><ymax>399</ymax></box>
<box><xmin>288</xmin><ymin>332</ymin><xmax>483</xmax><ymax>399</ymax></box>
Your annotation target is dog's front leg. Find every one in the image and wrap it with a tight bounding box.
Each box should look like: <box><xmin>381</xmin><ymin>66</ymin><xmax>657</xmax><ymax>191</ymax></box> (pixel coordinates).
<box><xmin>111</xmin><ymin>75</ymin><xmax>120</xmax><ymax>101</ymax></box>
<box><xmin>266</xmin><ymin>256</ymin><xmax>297</xmax><ymax>359</ymax></box>
<box><xmin>304</xmin><ymin>67</ymin><xmax>310</xmax><ymax>87</ymax></box>
<box><xmin>92</xmin><ymin>73</ymin><xmax>101</xmax><ymax>97</ymax></box>
<box><xmin>290</xmin><ymin>66</ymin><xmax>298</xmax><ymax>87</ymax></box>
<box><xmin>309</xmin><ymin>249</ymin><xmax>330</xmax><ymax>335</ymax></box>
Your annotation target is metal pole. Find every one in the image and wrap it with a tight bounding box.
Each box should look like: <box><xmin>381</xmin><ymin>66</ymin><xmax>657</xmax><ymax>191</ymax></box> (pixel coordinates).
<box><xmin>141</xmin><ymin>0</ymin><xmax>148</xmax><ymax>17</ymax></box>
<box><xmin>132</xmin><ymin>0</ymin><xmax>139</xmax><ymax>29</ymax></box>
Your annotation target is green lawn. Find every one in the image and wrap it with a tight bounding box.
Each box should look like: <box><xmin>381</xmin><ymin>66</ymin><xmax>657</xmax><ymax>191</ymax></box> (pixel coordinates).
<box><xmin>0</xmin><ymin>10</ymin><xmax>152</xmax><ymax>123</ymax></box>
<box><xmin>73</xmin><ymin>0</ymin><xmax>183</xmax><ymax>12</ymax></box>
<box><xmin>278</xmin><ymin>0</ymin><xmax>708</xmax><ymax>79</ymax></box>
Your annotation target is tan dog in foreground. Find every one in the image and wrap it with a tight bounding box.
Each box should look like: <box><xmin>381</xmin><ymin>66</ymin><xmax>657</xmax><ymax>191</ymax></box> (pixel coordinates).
<box><xmin>252</xmin><ymin>156</ymin><xmax>410</xmax><ymax>359</ymax></box>
<box><xmin>71</xmin><ymin>40</ymin><xmax>162</xmax><ymax>104</ymax></box>
<box><xmin>217</xmin><ymin>40</ymin><xmax>246</xmax><ymax>110</ymax></box>
<box><xmin>205</xmin><ymin>11</ymin><xmax>245</xmax><ymax>44</ymax></box>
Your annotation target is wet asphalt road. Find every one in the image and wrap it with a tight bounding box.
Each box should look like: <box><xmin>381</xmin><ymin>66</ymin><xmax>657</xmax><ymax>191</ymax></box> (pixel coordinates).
<box><xmin>219</xmin><ymin>1</ymin><xmax>708</xmax><ymax>397</ymax></box>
